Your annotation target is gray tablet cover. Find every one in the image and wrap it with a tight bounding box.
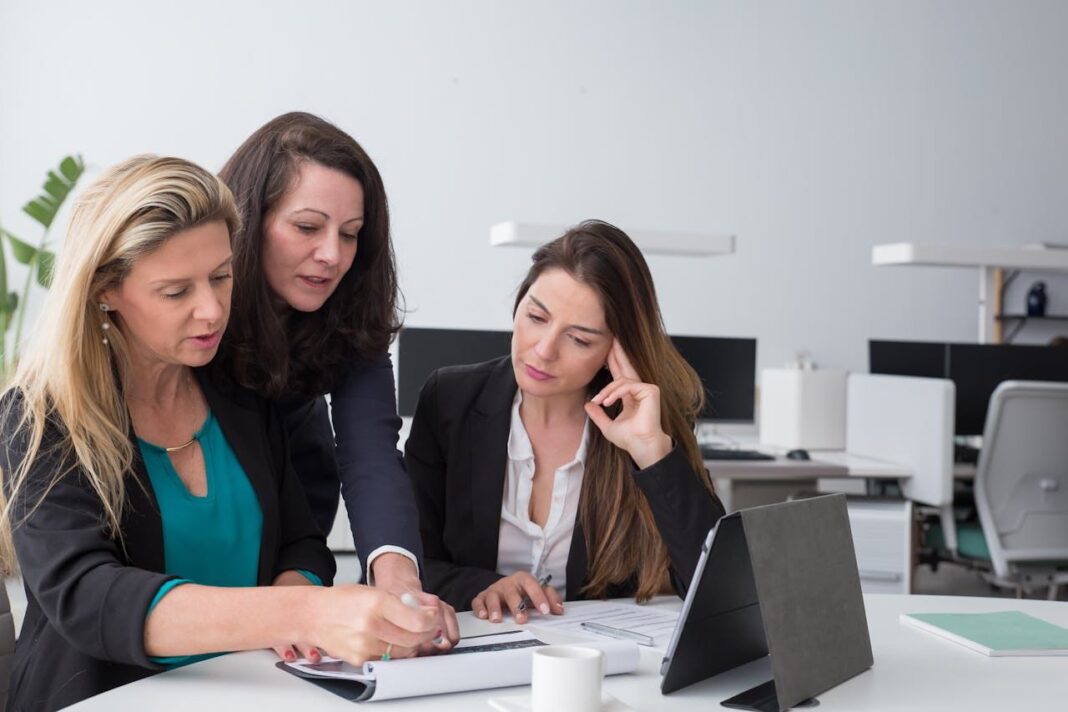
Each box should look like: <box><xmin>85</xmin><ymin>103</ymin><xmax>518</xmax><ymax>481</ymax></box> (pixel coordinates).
<box><xmin>660</xmin><ymin>494</ymin><xmax>873</xmax><ymax>711</ymax></box>
<box><xmin>741</xmin><ymin>494</ymin><xmax>873</xmax><ymax>709</ymax></box>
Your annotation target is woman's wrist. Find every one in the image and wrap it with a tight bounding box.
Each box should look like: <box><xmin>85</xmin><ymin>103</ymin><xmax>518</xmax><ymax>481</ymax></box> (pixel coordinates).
<box><xmin>290</xmin><ymin>585</ymin><xmax>326</xmax><ymax>645</ymax></box>
<box><xmin>371</xmin><ymin>552</ymin><xmax>421</xmax><ymax>593</ymax></box>
<box><xmin>628</xmin><ymin>432</ymin><xmax>673</xmax><ymax>470</ymax></box>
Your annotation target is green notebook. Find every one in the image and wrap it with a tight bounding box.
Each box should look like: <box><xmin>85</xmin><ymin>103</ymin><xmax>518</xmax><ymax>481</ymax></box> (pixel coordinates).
<box><xmin>900</xmin><ymin>611</ymin><xmax>1068</xmax><ymax>657</ymax></box>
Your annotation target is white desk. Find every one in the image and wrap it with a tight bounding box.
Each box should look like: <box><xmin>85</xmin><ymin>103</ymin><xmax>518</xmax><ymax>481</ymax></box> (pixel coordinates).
<box><xmin>68</xmin><ymin>594</ymin><xmax>1068</xmax><ymax>711</ymax></box>
<box><xmin>704</xmin><ymin>447</ymin><xmax>910</xmax><ymax>512</ymax></box>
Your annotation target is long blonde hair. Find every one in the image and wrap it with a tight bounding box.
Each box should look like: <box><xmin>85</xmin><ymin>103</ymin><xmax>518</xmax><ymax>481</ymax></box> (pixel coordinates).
<box><xmin>513</xmin><ymin>220</ymin><xmax>713</xmax><ymax>601</ymax></box>
<box><xmin>0</xmin><ymin>155</ymin><xmax>239</xmax><ymax>575</ymax></box>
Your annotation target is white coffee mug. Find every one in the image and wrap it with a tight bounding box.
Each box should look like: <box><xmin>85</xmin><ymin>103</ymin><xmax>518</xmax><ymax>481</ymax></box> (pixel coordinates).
<box><xmin>531</xmin><ymin>645</ymin><xmax>605</xmax><ymax>712</ymax></box>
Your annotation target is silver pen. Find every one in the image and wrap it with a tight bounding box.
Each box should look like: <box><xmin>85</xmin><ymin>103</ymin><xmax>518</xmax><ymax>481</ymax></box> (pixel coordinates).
<box><xmin>517</xmin><ymin>573</ymin><xmax>553</xmax><ymax>613</ymax></box>
<box><xmin>580</xmin><ymin>621</ymin><xmax>655</xmax><ymax>646</ymax></box>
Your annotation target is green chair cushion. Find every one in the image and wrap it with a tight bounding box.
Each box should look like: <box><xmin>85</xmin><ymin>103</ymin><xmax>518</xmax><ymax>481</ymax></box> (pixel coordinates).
<box><xmin>926</xmin><ymin>521</ymin><xmax>990</xmax><ymax>562</ymax></box>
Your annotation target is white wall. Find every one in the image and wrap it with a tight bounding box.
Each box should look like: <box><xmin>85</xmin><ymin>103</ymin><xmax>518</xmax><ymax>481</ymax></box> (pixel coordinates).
<box><xmin>2</xmin><ymin>0</ymin><xmax>1067</xmax><ymax>373</ymax></box>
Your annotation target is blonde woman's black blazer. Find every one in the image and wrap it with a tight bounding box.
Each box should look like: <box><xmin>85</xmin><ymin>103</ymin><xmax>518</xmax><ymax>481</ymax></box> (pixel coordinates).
<box><xmin>1</xmin><ymin>368</ymin><xmax>335</xmax><ymax>712</ymax></box>
<box><xmin>404</xmin><ymin>356</ymin><xmax>725</xmax><ymax>610</ymax></box>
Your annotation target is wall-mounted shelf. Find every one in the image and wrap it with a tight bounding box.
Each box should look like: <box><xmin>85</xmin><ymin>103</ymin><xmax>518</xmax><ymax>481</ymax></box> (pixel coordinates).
<box><xmin>996</xmin><ymin>314</ymin><xmax>1068</xmax><ymax>322</ymax></box>
<box><xmin>490</xmin><ymin>221</ymin><xmax>736</xmax><ymax>257</ymax></box>
<box><xmin>872</xmin><ymin>242</ymin><xmax>1068</xmax><ymax>343</ymax></box>
<box><xmin>872</xmin><ymin>243</ymin><xmax>1068</xmax><ymax>271</ymax></box>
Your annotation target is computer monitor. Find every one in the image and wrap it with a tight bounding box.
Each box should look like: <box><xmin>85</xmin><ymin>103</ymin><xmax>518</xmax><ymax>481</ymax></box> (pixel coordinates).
<box><xmin>396</xmin><ymin>328</ymin><xmax>512</xmax><ymax>417</ymax></box>
<box><xmin>869</xmin><ymin>340</ymin><xmax>1068</xmax><ymax>436</ymax></box>
<box><xmin>397</xmin><ymin>328</ymin><xmax>758</xmax><ymax>423</ymax></box>
<box><xmin>868</xmin><ymin>339</ymin><xmax>947</xmax><ymax>380</ymax></box>
<box><xmin>948</xmin><ymin>343</ymin><xmax>1068</xmax><ymax>435</ymax></box>
<box><xmin>670</xmin><ymin>335</ymin><xmax>757</xmax><ymax>423</ymax></box>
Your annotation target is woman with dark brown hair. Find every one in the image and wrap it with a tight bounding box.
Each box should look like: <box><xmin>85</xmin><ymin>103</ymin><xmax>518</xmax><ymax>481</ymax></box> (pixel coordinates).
<box><xmin>405</xmin><ymin>220</ymin><xmax>725</xmax><ymax>620</ymax></box>
<box><xmin>218</xmin><ymin>112</ymin><xmax>457</xmax><ymax>655</ymax></box>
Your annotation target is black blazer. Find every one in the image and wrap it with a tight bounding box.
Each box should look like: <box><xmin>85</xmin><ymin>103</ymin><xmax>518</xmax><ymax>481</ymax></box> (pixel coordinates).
<box><xmin>404</xmin><ymin>356</ymin><xmax>725</xmax><ymax>610</ymax></box>
<box><xmin>2</xmin><ymin>369</ymin><xmax>335</xmax><ymax>712</ymax></box>
<box><xmin>276</xmin><ymin>353</ymin><xmax>424</xmax><ymax>574</ymax></box>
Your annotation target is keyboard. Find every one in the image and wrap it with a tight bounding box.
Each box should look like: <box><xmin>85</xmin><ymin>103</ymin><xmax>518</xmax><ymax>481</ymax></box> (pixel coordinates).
<box><xmin>700</xmin><ymin>445</ymin><xmax>775</xmax><ymax>461</ymax></box>
<box><xmin>954</xmin><ymin>443</ymin><xmax>981</xmax><ymax>465</ymax></box>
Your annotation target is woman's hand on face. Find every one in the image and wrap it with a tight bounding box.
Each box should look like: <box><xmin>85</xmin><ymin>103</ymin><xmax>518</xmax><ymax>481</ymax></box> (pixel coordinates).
<box><xmin>303</xmin><ymin>584</ymin><xmax>440</xmax><ymax>664</ymax></box>
<box><xmin>585</xmin><ymin>339</ymin><xmax>673</xmax><ymax>470</ymax></box>
<box><xmin>471</xmin><ymin>572</ymin><xmax>564</xmax><ymax>625</ymax></box>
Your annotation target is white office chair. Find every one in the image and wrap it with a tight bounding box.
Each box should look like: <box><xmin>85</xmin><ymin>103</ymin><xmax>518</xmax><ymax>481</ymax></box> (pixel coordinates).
<box><xmin>0</xmin><ymin>581</ymin><xmax>16</xmax><ymax>709</ymax></box>
<box><xmin>972</xmin><ymin>381</ymin><xmax>1068</xmax><ymax>599</ymax></box>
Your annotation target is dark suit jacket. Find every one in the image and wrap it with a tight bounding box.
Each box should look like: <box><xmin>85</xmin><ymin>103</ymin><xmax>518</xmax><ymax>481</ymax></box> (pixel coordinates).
<box><xmin>2</xmin><ymin>369</ymin><xmax>335</xmax><ymax>712</ymax></box>
<box><xmin>278</xmin><ymin>353</ymin><xmax>423</xmax><ymax>577</ymax></box>
<box><xmin>404</xmin><ymin>356</ymin><xmax>725</xmax><ymax>610</ymax></box>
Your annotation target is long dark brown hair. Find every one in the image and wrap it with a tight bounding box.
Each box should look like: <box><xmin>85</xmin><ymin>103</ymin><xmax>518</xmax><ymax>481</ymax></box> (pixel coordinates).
<box><xmin>514</xmin><ymin>220</ymin><xmax>713</xmax><ymax>601</ymax></box>
<box><xmin>218</xmin><ymin>112</ymin><xmax>401</xmax><ymax>397</ymax></box>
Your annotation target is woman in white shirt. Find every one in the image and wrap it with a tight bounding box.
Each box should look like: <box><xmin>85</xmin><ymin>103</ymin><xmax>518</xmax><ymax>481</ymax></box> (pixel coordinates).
<box><xmin>404</xmin><ymin>220</ymin><xmax>725</xmax><ymax>622</ymax></box>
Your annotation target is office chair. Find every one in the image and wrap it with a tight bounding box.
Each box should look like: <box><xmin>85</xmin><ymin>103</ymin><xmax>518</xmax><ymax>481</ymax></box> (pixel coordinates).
<box><xmin>0</xmin><ymin>581</ymin><xmax>16</xmax><ymax>709</ymax></box>
<box><xmin>967</xmin><ymin>381</ymin><xmax>1068</xmax><ymax>599</ymax></box>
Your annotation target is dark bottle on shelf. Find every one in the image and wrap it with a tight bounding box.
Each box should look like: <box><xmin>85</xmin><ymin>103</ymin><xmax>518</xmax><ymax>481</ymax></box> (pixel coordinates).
<box><xmin>1026</xmin><ymin>281</ymin><xmax>1048</xmax><ymax>317</ymax></box>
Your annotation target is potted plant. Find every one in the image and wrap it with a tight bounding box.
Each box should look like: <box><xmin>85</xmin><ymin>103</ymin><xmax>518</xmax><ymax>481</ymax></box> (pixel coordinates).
<box><xmin>0</xmin><ymin>155</ymin><xmax>86</xmax><ymax>374</ymax></box>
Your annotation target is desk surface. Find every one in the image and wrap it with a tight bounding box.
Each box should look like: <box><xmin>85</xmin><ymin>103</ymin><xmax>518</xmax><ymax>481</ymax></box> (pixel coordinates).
<box><xmin>704</xmin><ymin>448</ymin><xmax>907</xmax><ymax>480</ymax></box>
<box><xmin>705</xmin><ymin>446</ymin><xmax>976</xmax><ymax>481</ymax></box>
<box><xmin>69</xmin><ymin>594</ymin><xmax>1068</xmax><ymax>711</ymax></box>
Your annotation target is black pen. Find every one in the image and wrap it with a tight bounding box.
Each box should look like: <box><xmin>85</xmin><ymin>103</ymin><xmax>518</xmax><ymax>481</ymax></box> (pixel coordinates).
<box><xmin>517</xmin><ymin>573</ymin><xmax>553</xmax><ymax>613</ymax></box>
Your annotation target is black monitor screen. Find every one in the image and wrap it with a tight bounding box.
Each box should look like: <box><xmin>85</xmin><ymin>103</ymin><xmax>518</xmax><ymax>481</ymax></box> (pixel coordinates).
<box><xmin>948</xmin><ymin>343</ymin><xmax>1068</xmax><ymax>435</ymax></box>
<box><xmin>670</xmin><ymin>336</ymin><xmax>757</xmax><ymax>423</ymax></box>
<box><xmin>869</xmin><ymin>339</ymin><xmax>1068</xmax><ymax>436</ymax></box>
<box><xmin>397</xmin><ymin>328</ymin><xmax>512</xmax><ymax>416</ymax></box>
<box><xmin>869</xmin><ymin>340</ymin><xmax>947</xmax><ymax>380</ymax></box>
<box><xmin>398</xmin><ymin>328</ymin><xmax>759</xmax><ymax>423</ymax></box>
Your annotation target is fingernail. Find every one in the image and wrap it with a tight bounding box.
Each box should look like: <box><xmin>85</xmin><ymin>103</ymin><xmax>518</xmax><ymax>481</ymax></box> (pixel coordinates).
<box><xmin>478</xmin><ymin>610</ymin><xmax>487</xmax><ymax>618</ymax></box>
<box><xmin>491</xmin><ymin>612</ymin><xmax>500</xmax><ymax>621</ymax></box>
<box><xmin>284</xmin><ymin>651</ymin><xmax>295</xmax><ymax>661</ymax></box>
<box><xmin>539</xmin><ymin>603</ymin><xmax>550</xmax><ymax>614</ymax></box>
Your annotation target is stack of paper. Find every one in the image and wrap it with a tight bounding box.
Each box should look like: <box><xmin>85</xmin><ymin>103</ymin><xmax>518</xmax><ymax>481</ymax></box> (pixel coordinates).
<box><xmin>526</xmin><ymin>601</ymin><xmax>680</xmax><ymax>651</ymax></box>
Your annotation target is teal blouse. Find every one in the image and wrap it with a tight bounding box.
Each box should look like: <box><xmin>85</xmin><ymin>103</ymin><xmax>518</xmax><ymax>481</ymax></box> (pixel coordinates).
<box><xmin>138</xmin><ymin>411</ymin><xmax>319</xmax><ymax>667</ymax></box>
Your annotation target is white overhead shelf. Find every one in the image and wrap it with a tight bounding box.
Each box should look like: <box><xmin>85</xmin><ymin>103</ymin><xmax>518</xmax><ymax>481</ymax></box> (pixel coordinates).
<box><xmin>872</xmin><ymin>242</ymin><xmax>1068</xmax><ymax>271</ymax></box>
<box><xmin>871</xmin><ymin>242</ymin><xmax>1068</xmax><ymax>343</ymax></box>
<box><xmin>490</xmin><ymin>221</ymin><xmax>735</xmax><ymax>257</ymax></box>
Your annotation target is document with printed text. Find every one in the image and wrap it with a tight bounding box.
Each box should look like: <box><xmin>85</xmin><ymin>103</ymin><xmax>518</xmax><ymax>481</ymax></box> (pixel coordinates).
<box><xmin>525</xmin><ymin>600</ymin><xmax>680</xmax><ymax>651</ymax></box>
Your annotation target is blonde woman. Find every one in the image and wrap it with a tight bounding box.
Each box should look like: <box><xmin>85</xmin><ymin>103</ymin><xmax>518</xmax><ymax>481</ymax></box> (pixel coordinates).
<box><xmin>0</xmin><ymin>156</ymin><xmax>442</xmax><ymax>712</ymax></box>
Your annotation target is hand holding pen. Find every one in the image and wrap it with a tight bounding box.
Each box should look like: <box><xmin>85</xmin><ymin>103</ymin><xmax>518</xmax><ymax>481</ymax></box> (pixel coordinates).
<box><xmin>471</xmin><ymin>570</ymin><xmax>565</xmax><ymax>624</ymax></box>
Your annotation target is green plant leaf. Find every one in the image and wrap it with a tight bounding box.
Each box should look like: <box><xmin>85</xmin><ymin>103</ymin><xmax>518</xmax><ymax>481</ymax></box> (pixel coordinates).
<box><xmin>3</xmin><ymin>292</ymin><xmax>18</xmax><ymax>316</ymax></box>
<box><xmin>36</xmin><ymin>250</ymin><xmax>56</xmax><ymax>288</ymax></box>
<box><xmin>22</xmin><ymin>155</ymin><xmax>85</xmax><ymax>228</ymax></box>
<box><xmin>0</xmin><ymin>224</ymin><xmax>7</xmax><ymax>349</ymax></box>
<box><xmin>43</xmin><ymin>171</ymin><xmax>70</xmax><ymax>201</ymax></box>
<box><xmin>23</xmin><ymin>198</ymin><xmax>55</xmax><ymax>228</ymax></box>
<box><xmin>59</xmin><ymin>155</ymin><xmax>85</xmax><ymax>183</ymax></box>
<box><xmin>2</xmin><ymin>229</ymin><xmax>37</xmax><ymax>264</ymax></box>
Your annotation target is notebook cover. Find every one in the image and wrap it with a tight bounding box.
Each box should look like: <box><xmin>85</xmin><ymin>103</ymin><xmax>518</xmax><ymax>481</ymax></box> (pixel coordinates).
<box><xmin>902</xmin><ymin>611</ymin><xmax>1068</xmax><ymax>656</ymax></box>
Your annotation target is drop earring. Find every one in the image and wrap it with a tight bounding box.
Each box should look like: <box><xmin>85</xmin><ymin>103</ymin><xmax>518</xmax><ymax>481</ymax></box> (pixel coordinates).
<box><xmin>99</xmin><ymin>303</ymin><xmax>111</xmax><ymax>345</ymax></box>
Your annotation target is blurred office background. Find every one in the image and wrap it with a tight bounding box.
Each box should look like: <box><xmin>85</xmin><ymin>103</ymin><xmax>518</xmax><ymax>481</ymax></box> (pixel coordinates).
<box><xmin>3</xmin><ymin>1</ymin><xmax>1068</xmax><ymax>618</ymax></box>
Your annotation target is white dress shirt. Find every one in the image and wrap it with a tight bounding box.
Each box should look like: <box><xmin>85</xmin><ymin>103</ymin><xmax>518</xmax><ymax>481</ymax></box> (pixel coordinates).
<box><xmin>496</xmin><ymin>390</ymin><xmax>589</xmax><ymax>596</ymax></box>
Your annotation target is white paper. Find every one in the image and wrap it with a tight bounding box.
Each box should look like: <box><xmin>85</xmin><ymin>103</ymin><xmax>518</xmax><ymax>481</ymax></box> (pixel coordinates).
<box><xmin>526</xmin><ymin>601</ymin><xmax>680</xmax><ymax>651</ymax></box>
